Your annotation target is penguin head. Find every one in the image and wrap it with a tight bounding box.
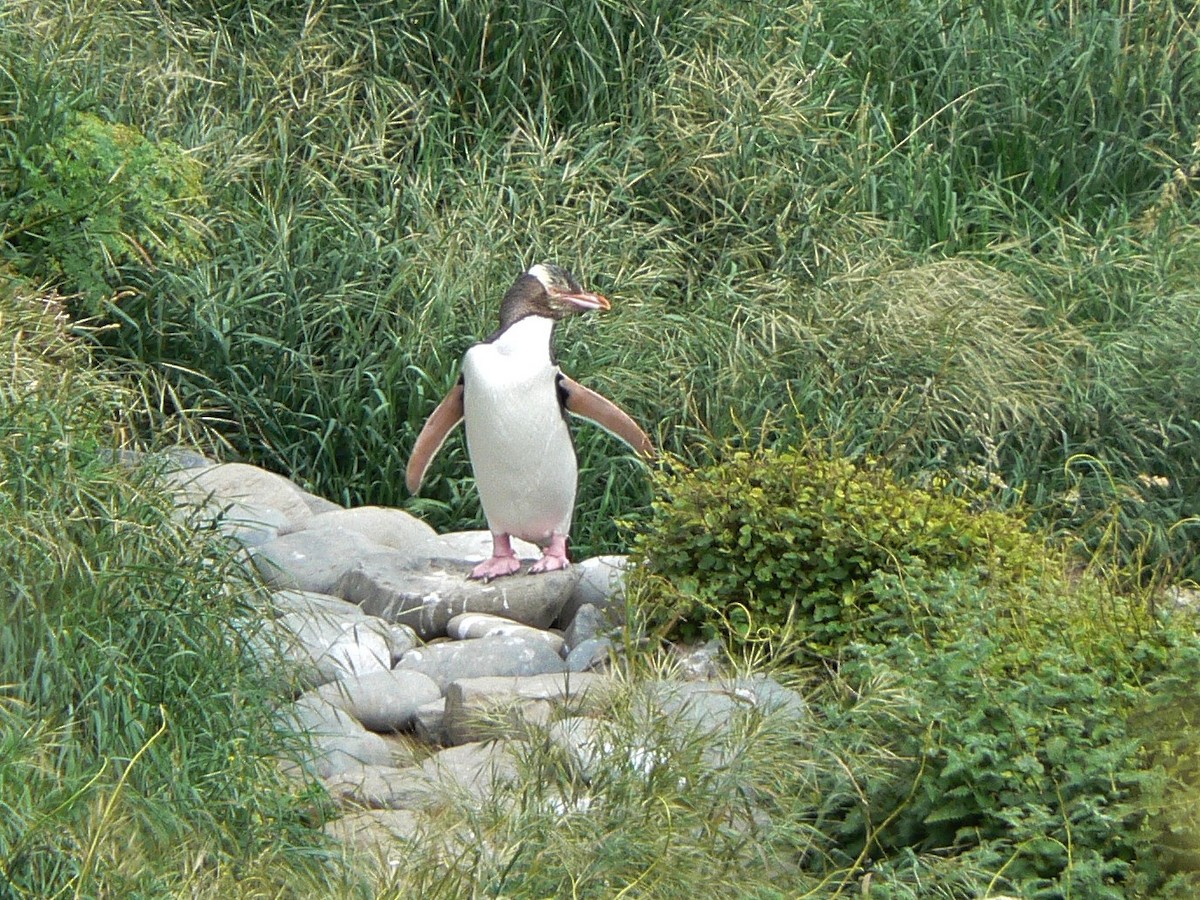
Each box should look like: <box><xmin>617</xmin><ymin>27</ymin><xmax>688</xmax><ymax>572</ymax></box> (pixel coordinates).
<box><xmin>498</xmin><ymin>262</ymin><xmax>610</xmax><ymax>328</ymax></box>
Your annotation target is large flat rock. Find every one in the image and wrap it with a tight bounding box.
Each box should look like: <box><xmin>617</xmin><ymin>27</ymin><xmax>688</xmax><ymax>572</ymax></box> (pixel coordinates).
<box><xmin>167</xmin><ymin>462</ymin><xmax>315</xmax><ymax>529</ymax></box>
<box><xmin>281</xmin><ymin>505</ymin><xmax>439</xmax><ymax>551</ymax></box>
<box><xmin>333</xmin><ymin>552</ymin><xmax>579</xmax><ymax>639</ymax></box>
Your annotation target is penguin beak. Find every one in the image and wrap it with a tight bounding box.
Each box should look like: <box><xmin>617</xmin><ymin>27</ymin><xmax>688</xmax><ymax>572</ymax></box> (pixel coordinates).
<box><xmin>556</xmin><ymin>290</ymin><xmax>611</xmax><ymax>313</ymax></box>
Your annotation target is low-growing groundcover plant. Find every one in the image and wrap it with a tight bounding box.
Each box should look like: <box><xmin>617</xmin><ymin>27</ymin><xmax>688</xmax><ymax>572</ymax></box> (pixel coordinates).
<box><xmin>629</xmin><ymin>442</ymin><xmax>1200</xmax><ymax>896</ymax></box>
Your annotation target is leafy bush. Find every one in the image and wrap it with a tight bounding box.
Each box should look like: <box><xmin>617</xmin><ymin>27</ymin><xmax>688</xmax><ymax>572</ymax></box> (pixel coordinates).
<box><xmin>805</xmin><ymin>605</ymin><xmax>1200</xmax><ymax>899</ymax></box>
<box><xmin>630</xmin><ymin>443</ymin><xmax>1049</xmax><ymax>657</ymax></box>
<box><xmin>631</xmin><ymin>442</ymin><xmax>1200</xmax><ymax>896</ymax></box>
<box><xmin>1</xmin><ymin>109</ymin><xmax>208</xmax><ymax>309</ymax></box>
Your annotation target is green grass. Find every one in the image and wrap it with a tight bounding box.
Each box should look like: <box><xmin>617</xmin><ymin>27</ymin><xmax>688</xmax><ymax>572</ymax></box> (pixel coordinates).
<box><xmin>2</xmin><ymin>0</ymin><xmax>1193</xmax><ymax>568</ymax></box>
<box><xmin>2</xmin><ymin>0</ymin><xmax>1200</xmax><ymax>894</ymax></box>
<box><xmin>0</xmin><ymin>285</ymin><xmax>363</xmax><ymax>897</ymax></box>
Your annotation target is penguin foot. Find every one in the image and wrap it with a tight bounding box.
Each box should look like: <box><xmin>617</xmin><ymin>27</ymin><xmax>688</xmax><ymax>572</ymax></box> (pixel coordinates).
<box><xmin>529</xmin><ymin>534</ymin><xmax>570</xmax><ymax>574</ymax></box>
<box><xmin>469</xmin><ymin>554</ymin><xmax>523</xmax><ymax>581</ymax></box>
<box><xmin>469</xmin><ymin>533</ymin><xmax>523</xmax><ymax>581</ymax></box>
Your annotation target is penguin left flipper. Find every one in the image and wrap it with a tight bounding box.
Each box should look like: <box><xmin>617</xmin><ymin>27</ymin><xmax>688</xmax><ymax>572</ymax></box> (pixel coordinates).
<box><xmin>558</xmin><ymin>375</ymin><xmax>654</xmax><ymax>458</ymax></box>
<box><xmin>405</xmin><ymin>380</ymin><xmax>465</xmax><ymax>495</ymax></box>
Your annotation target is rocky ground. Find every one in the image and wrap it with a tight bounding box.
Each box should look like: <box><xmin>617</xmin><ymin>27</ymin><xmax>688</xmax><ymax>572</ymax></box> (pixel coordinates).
<box><xmin>154</xmin><ymin>454</ymin><xmax>806</xmax><ymax>870</ymax></box>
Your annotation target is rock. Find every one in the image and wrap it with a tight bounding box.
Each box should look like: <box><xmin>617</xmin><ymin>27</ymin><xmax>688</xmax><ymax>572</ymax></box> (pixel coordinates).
<box><xmin>565</xmin><ymin>637</ymin><xmax>614</xmax><ymax>673</ymax></box>
<box><xmin>412</xmin><ymin>698</ymin><xmax>448</xmax><ymax>745</ymax></box>
<box><xmin>283</xmin><ymin>695</ymin><xmax>395</xmax><ymax>776</ymax></box>
<box><xmin>556</xmin><ymin>555</ymin><xmax>627</xmax><ymax>627</ymax></box>
<box><xmin>251</xmin><ymin>527</ymin><xmax>394</xmax><ymax>593</ymax></box>
<box><xmin>322</xmin><ymin>764</ymin><xmax>433</xmax><ymax>811</ymax></box>
<box><xmin>324</xmin><ymin>809</ymin><xmax>424</xmax><ymax>865</ymax></box>
<box><xmin>207</xmin><ymin>499</ymin><xmax>291</xmax><ymax>547</ymax></box>
<box><xmin>428</xmin><ymin>530</ymin><xmax>541</xmax><ymax>562</ymax></box>
<box><xmin>442</xmin><ymin>672</ymin><xmax>607</xmax><ymax>745</ymax></box>
<box><xmin>328</xmin><ymin>739</ymin><xmax>524</xmax><ymax>816</ymax></box>
<box><xmin>272</xmin><ymin>590</ymin><xmax>421</xmax><ymax>661</ymax></box>
<box><xmin>562</xmin><ymin>603</ymin><xmax>604</xmax><ymax>652</ymax></box>
<box><xmin>394</xmin><ymin>634</ymin><xmax>567</xmax><ymax>692</ymax></box>
<box><xmin>547</xmin><ymin>715</ymin><xmax>608</xmax><ymax>780</ymax></box>
<box><xmin>414</xmin><ymin>739</ymin><xmax>522</xmax><ymax>804</ymax></box>
<box><xmin>671</xmin><ymin>639</ymin><xmax>723</xmax><ymax>680</ymax></box>
<box><xmin>446</xmin><ymin>612</ymin><xmax>565</xmax><ymax>653</ymax></box>
<box><xmin>263</xmin><ymin>590</ymin><xmax>413</xmax><ymax>686</ymax></box>
<box><xmin>299</xmin><ymin>491</ymin><xmax>343</xmax><ymax>515</ymax></box>
<box><xmin>167</xmin><ymin>462</ymin><xmax>315</xmax><ymax>528</ymax></box>
<box><xmin>313</xmin><ymin>668</ymin><xmax>443</xmax><ymax>732</ymax></box>
<box><xmin>334</xmin><ymin>553</ymin><xmax>578</xmax><ymax>639</ymax></box>
<box><xmin>281</xmin><ymin>505</ymin><xmax>438</xmax><ymax>552</ymax></box>
<box><xmin>639</xmin><ymin>675</ymin><xmax>808</xmax><ymax>766</ymax></box>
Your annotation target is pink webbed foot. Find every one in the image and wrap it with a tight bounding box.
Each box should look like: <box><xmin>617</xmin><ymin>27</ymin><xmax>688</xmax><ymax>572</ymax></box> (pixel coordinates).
<box><xmin>528</xmin><ymin>534</ymin><xmax>570</xmax><ymax>575</ymax></box>
<box><xmin>469</xmin><ymin>532</ymin><xmax>523</xmax><ymax>581</ymax></box>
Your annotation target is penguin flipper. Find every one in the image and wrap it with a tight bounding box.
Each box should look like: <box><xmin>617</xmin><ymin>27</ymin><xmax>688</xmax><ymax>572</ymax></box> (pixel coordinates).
<box><xmin>558</xmin><ymin>375</ymin><xmax>654</xmax><ymax>457</ymax></box>
<box><xmin>406</xmin><ymin>381</ymin><xmax>465</xmax><ymax>494</ymax></box>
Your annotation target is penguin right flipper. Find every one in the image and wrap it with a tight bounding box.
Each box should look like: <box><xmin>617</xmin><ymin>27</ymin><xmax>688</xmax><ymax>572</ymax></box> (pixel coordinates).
<box><xmin>558</xmin><ymin>375</ymin><xmax>654</xmax><ymax>458</ymax></box>
<box><xmin>406</xmin><ymin>380</ymin><xmax>465</xmax><ymax>494</ymax></box>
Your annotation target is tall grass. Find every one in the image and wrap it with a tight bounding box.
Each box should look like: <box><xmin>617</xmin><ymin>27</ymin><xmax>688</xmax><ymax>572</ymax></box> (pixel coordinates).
<box><xmin>0</xmin><ymin>286</ymin><xmax>360</xmax><ymax>896</ymax></box>
<box><xmin>2</xmin><ymin>0</ymin><xmax>1199</xmax><ymax>570</ymax></box>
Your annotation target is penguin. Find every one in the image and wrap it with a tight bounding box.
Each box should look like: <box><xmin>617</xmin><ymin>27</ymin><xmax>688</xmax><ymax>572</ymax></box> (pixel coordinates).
<box><xmin>405</xmin><ymin>262</ymin><xmax>653</xmax><ymax>581</ymax></box>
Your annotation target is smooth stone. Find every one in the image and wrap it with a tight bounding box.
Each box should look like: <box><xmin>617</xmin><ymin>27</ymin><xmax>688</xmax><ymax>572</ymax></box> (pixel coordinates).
<box><xmin>300</xmin><ymin>491</ymin><xmax>343</xmax><ymax>515</ymax></box>
<box><xmin>284</xmin><ymin>695</ymin><xmax>395</xmax><ymax>776</ymax></box>
<box><xmin>251</xmin><ymin>527</ymin><xmax>394</xmax><ymax>593</ymax></box>
<box><xmin>270</xmin><ymin>590</ymin><xmax>421</xmax><ymax>666</ymax></box>
<box><xmin>641</xmin><ymin>676</ymin><xmax>808</xmax><ymax>758</ymax></box>
<box><xmin>428</xmin><ymin>530</ymin><xmax>541</xmax><ymax>563</ymax></box>
<box><xmin>324</xmin><ymin>809</ymin><xmax>424</xmax><ymax>865</ymax></box>
<box><xmin>394</xmin><ymin>634</ymin><xmax>567</xmax><ymax>692</ymax></box>
<box><xmin>321</xmin><ymin>763</ymin><xmax>432</xmax><ymax>810</ymax></box>
<box><xmin>556</xmin><ymin>555</ymin><xmax>627</xmax><ymax>627</ymax></box>
<box><xmin>671</xmin><ymin>639</ymin><xmax>723</xmax><ymax>680</ymax></box>
<box><xmin>334</xmin><ymin>553</ymin><xmax>578</xmax><ymax>639</ymax></box>
<box><xmin>412</xmin><ymin>698</ymin><xmax>448</xmax><ymax>745</ymax></box>
<box><xmin>208</xmin><ymin>499</ymin><xmax>290</xmax><ymax>547</ymax></box>
<box><xmin>565</xmin><ymin>637</ymin><xmax>614</xmax><ymax>673</ymax></box>
<box><xmin>446</xmin><ymin>612</ymin><xmax>565</xmax><ymax>653</ymax></box>
<box><xmin>281</xmin><ymin>505</ymin><xmax>438</xmax><ymax>551</ymax></box>
<box><xmin>313</xmin><ymin>669</ymin><xmax>443</xmax><ymax>732</ymax></box>
<box><xmin>166</xmin><ymin>462</ymin><xmax>315</xmax><ymax>528</ymax></box>
<box><xmin>263</xmin><ymin>591</ymin><xmax>410</xmax><ymax>685</ymax></box>
<box><xmin>547</xmin><ymin>715</ymin><xmax>607</xmax><ymax>780</ymax></box>
<box><xmin>413</xmin><ymin>739</ymin><xmax>522</xmax><ymax>804</ymax></box>
<box><xmin>442</xmin><ymin>672</ymin><xmax>607</xmax><ymax>745</ymax></box>
<box><xmin>563</xmin><ymin>603</ymin><xmax>604</xmax><ymax>652</ymax></box>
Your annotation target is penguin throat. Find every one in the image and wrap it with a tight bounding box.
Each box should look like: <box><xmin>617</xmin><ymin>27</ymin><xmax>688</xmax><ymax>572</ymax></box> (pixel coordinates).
<box><xmin>491</xmin><ymin>315</ymin><xmax>556</xmax><ymax>362</ymax></box>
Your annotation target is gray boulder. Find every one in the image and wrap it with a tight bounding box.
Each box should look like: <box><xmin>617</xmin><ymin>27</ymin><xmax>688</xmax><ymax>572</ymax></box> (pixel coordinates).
<box><xmin>282</xmin><ymin>505</ymin><xmax>438</xmax><ymax>551</ymax></box>
<box><xmin>263</xmin><ymin>590</ymin><xmax>415</xmax><ymax>685</ymax></box>
<box><xmin>167</xmin><ymin>462</ymin><xmax>315</xmax><ymax>529</ymax></box>
<box><xmin>283</xmin><ymin>695</ymin><xmax>395</xmax><ymax>776</ymax></box>
<box><xmin>428</xmin><ymin>530</ymin><xmax>541</xmax><ymax>562</ymax></box>
<box><xmin>251</xmin><ymin>527</ymin><xmax>394</xmax><ymax>593</ymax></box>
<box><xmin>441</xmin><ymin>672</ymin><xmax>608</xmax><ymax>745</ymax></box>
<box><xmin>313</xmin><ymin>668</ymin><xmax>443</xmax><ymax>732</ymax></box>
<box><xmin>334</xmin><ymin>553</ymin><xmax>578</xmax><ymax>639</ymax></box>
<box><xmin>446</xmin><ymin>612</ymin><xmax>565</xmax><ymax>653</ymax></box>
<box><xmin>556</xmin><ymin>555</ymin><xmax>628</xmax><ymax>627</ymax></box>
<box><xmin>565</xmin><ymin>637</ymin><xmax>615</xmax><ymax>673</ymax></box>
<box><xmin>394</xmin><ymin>634</ymin><xmax>567</xmax><ymax>691</ymax></box>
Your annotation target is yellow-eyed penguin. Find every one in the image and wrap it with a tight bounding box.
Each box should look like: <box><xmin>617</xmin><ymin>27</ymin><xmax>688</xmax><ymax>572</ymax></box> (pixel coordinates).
<box><xmin>406</xmin><ymin>263</ymin><xmax>653</xmax><ymax>580</ymax></box>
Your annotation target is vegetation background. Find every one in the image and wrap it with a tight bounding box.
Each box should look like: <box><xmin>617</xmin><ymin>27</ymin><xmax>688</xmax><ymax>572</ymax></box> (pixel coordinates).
<box><xmin>3</xmin><ymin>0</ymin><xmax>1200</xmax><ymax>896</ymax></box>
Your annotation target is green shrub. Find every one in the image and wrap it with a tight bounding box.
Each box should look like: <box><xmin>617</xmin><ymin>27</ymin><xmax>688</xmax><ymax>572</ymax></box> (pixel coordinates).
<box><xmin>807</xmin><ymin>607</ymin><xmax>1197</xmax><ymax>899</ymax></box>
<box><xmin>630</xmin><ymin>443</ymin><xmax>1050</xmax><ymax>657</ymax></box>
<box><xmin>2</xmin><ymin>110</ymin><xmax>208</xmax><ymax>309</ymax></box>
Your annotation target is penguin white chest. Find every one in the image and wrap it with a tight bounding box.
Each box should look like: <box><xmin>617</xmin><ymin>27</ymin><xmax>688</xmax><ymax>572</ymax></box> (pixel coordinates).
<box><xmin>461</xmin><ymin>317</ymin><xmax>577</xmax><ymax>545</ymax></box>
